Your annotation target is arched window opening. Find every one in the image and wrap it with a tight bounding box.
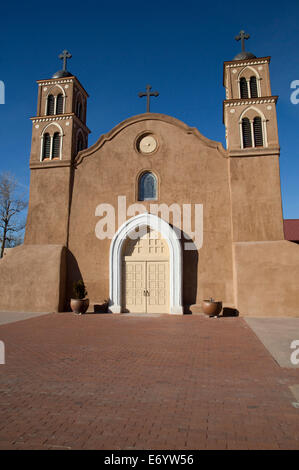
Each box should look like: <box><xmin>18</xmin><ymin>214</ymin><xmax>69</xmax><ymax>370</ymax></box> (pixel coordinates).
<box><xmin>52</xmin><ymin>133</ymin><xmax>61</xmax><ymax>158</ymax></box>
<box><xmin>250</xmin><ymin>76</ymin><xmax>258</xmax><ymax>98</ymax></box>
<box><xmin>42</xmin><ymin>133</ymin><xmax>51</xmax><ymax>159</ymax></box>
<box><xmin>47</xmin><ymin>95</ymin><xmax>55</xmax><ymax>115</ymax></box>
<box><xmin>242</xmin><ymin>118</ymin><xmax>252</xmax><ymax>148</ymax></box>
<box><xmin>240</xmin><ymin>77</ymin><xmax>249</xmax><ymax>99</ymax></box>
<box><xmin>138</xmin><ymin>172</ymin><xmax>157</xmax><ymax>201</ymax></box>
<box><xmin>56</xmin><ymin>94</ymin><xmax>64</xmax><ymax>114</ymax></box>
<box><xmin>253</xmin><ymin>117</ymin><xmax>263</xmax><ymax>147</ymax></box>
<box><xmin>77</xmin><ymin>134</ymin><xmax>84</xmax><ymax>153</ymax></box>
<box><xmin>76</xmin><ymin>100</ymin><xmax>83</xmax><ymax>120</ymax></box>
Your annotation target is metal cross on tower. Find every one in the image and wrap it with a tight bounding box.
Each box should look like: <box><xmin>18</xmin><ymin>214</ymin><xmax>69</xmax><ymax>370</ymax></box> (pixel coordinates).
<box><xmin>235</xmin><ymin>30</ymin><xmax>250</xmax><ymax>52</ymax></box>
<box><xmin>58</xmin><ymin>50</ymin><xmax>72</xmax><ymax>72</ymax></box>
<box><xmin>138</xmin><ymin>85</ymin><xmax>159</xmax><ymax>113</ymax></box>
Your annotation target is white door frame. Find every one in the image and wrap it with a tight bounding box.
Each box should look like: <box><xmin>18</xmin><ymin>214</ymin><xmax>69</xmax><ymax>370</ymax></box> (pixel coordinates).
<box><xmin>108</xmin><ymin>213</ymin><xmax>183</xmax><ymax>314</ymax></box>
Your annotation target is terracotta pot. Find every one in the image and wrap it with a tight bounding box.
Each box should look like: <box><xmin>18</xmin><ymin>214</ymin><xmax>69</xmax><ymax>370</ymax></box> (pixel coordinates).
<box><xmin>202</xmin><ymin>300</ymin><xmax>222</xmax><ymax>317</ymax></box>
<box><xmin>70</xmin><ymin>298</ymin><xmax>89</xmax><ymax>314</ymax></box>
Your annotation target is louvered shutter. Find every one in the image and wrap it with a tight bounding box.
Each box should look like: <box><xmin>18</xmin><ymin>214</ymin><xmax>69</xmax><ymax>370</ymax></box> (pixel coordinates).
<box><xmin>253</xmin><ymin>117</ymin><xmax>263</xmax><ymax>147</ymax></box>
<box><xmin>56</xmin><ymin>94</ymin><xmax>64</xmax><ymax>114</ymax></box>
<box><xmin>42</xmin><ymin>133</ymin><xmax>51</xmax><ymax>159</ymax></box>
<box><xmin>52</xmin><ymin>133</ymin><xmax>61</xmax><ymax>158</ymax></box>
<box><xmin>242</xmin><ymin>118</ymin><xmax>252</xmax><ymax>148</ymax></box>
<box><xmin>250</xmin><ymin>76</ymin><xmax>258</xmax><ymax>98</ymax></box>
<box><xmin>47</xmin><ymin>95</ymin><xmax>55</xmax><ymax>115</ymax></box>
<box><xmin>240</xmin><ymin>78</ymin><xmax>249</xmax><ymax>98</ymax></box>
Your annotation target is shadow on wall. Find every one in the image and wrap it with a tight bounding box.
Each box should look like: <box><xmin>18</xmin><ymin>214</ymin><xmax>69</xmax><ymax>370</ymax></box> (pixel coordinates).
<box><xmin>180</xmin><ymin>230</ymin><xmax>198</xmax><ymax>312</ymax></box>
<box><xmin>66</xmin><ymin>250</ymin><xmax>110</xmax><ymax>314</ymax></box>
<box><xmin>65</xmin><ymin>249</ymin><xmax>83</xmax><ymax>311</ymax></box>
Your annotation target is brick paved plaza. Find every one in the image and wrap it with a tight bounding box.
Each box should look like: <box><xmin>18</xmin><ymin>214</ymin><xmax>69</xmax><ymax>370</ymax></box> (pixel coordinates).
<box><xmin>0</xmin><ymin>313</ymin><xmax>298</xmax><ymax>450</ymax></box>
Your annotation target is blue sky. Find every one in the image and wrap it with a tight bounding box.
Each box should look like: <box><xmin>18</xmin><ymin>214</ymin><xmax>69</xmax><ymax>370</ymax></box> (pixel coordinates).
<box><xmin>0</xmin><ymin>0</ymin><xmax>298</xmax><ymax>218</ymax></box>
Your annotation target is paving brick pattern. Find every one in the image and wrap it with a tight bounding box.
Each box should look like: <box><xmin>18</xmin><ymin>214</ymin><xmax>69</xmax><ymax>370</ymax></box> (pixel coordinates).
<box><xmin>0</xmin><ymin>313</ymin><xmax>298</xmax><ymax>450</ymax></box>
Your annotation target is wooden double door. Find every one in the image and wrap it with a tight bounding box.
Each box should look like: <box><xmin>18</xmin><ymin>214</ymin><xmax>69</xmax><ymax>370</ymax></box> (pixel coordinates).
<box><xmin>123</xmin><ymin>260</ymin><xmax>169</xmax><ymax>313</ymax></box>
<box><xmin>122</xmin><ymin>227</ymin><xmax>170</xmax><ymax>313</ymax></box>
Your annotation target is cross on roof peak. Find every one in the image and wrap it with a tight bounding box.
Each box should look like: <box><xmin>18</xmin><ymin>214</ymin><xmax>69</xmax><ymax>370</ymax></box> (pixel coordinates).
<box><xmin>235</xmin><ymin>30</ymin><xmax>250</xmax><ymax>52</ymax></box>
<box><xmin>138</xmin><ymin>84</ymin><xmax>159</xmax><ymax>113</ymax></box>
<box><xmin>58</xmin><ymin>50</ymin><xmax>72</xmax><ymax>72</ymax></box>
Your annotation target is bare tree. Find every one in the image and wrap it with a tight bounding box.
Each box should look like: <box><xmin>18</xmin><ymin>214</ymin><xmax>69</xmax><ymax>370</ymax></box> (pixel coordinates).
<box><xmin>0</xmin><ymin>172</ymin><xmax>28</xmax><ymax>258</ymax></box>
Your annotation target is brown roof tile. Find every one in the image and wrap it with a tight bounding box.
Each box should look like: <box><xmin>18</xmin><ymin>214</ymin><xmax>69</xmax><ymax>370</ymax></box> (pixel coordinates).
<box><xmin>283</xmin><ymin>219</ymin><xmax>299</xmax><ymax>241</ymax></box>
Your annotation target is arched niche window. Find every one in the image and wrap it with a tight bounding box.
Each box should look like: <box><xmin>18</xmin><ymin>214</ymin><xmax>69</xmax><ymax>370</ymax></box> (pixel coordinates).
<box><xmin>42</xmin><ymin>133</ymin><xmax>51</xmax><ymax>159</ymax></box>
<box><xmin>239</xmin><ymin>74</ymin><xmax>260</xmax><ymax>99</ymax></box>
<box><xmin>52</xmin><ymin>133</ymin><xmax>61</xmax><ymax>158</ymax></box>
<box><xmin>242</xmin><ymin>118</ymin><xmax>252</xmax><ymax>148</ymax></box>
<box><xmin>56</xmin><ymin>94</ymin><xmax>64</xmax><ymax>114</ymax></box>
<box><xmin>138</xmin><ymin>172</ymin><xmax>157</xmax><ymax>201</ymax></box>
<box><xmin>77</xmin><ymin>133</ymin><xmax>85</xmax><ymax>153</ymax></box>
<box><xmin>253</xmin><ymin>117</ymin><xmax>263</xmax><ymax>147</ymax></box>
<box><xmin>41</xmin><ymin>130</ymin><xmax>62</xmax><ymax>161</ymax></box>
<box><xmin>241</xmin><ymin>115</ymin><xmax>265</xmax><ymax>149</ymax></box>
<box><xmin>240</xmin><ymin>77</ymin><xmax>249</xmax><ymax>99</ymax></box>
<box><xmin>47</xmin><ymin>95</ymin><xmax>55</xmax><ymax>115</ymax></box>
<box><xmin>250</xmin><ymin>76</ymin><xmax>258</xmax><ymax>98</ymax></box>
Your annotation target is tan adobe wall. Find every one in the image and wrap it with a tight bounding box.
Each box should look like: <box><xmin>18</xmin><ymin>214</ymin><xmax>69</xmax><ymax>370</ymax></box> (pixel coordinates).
<box><xmin>0</xmin><ymin>245</ymin><xmax>66</xmax><ymax>312</ymax></box>
<box><xmin>67</xmin><ymin>114</ymin><xmax>235</xmax><ymax>308</ymax></box>
<box><xmin>234</xmin><ymin>240</ymin><xmax>299</xmax><ymax>316</ymax></box>
<box><xmin>25</xmin><ymin>167</ymin><xmax>73</xmax><ymax>246</ymax></box>
<box><xmin>229</xmin><ymin>155</ymin><xmax>284</xmax><ymax>242</ymax></box>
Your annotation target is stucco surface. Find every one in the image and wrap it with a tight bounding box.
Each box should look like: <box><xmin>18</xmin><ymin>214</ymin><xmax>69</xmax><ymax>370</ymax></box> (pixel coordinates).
<box><xmin>25</xmin><ymin>167</ymin><xmax>72</xmax><ymax>246</ymax></box>
<box><xmin>229</xmin><ymin>156</ymin><xmax>284</xmax><ymax>242</ymax></box>
<box><xmin>234</xmin><ymin>241</ymin><xmax>299</xmax><ymax>317</ymax></box>
<box><xmin>0</xmin><ymin>245</ymin><xmax>66</xmax><ymax>312</ymax></box>
<box><xmin>67</xmin><ymin>114</ymin><xmax>235</xmax><ymax>308</ymax></box>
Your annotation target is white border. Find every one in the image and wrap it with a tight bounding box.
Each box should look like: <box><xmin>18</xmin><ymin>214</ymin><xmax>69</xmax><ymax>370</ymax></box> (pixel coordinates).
<box><xmin>108</xmin><ymin>213</ymin><xmax>183</xmax><ymax>314</ymax></box>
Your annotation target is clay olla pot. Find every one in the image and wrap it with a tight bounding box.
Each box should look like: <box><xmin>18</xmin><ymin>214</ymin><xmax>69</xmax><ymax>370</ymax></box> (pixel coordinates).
<box><xmin>202</xmin><ymin>300</ymin><xmax>222</xmax><ymax>317</ymax></box>
<box><xmin>70</xmin><ymin>298</ymin><xmax>89</xmax><ymax>315</ymax></box>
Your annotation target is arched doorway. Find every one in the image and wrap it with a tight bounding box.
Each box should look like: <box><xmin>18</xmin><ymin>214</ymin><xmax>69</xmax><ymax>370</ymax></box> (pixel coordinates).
<box><xmin>109</xmin><ymin>213</ymin><xmax>183</xmax><ymax>314</ymax></box>
<box><xmin>122</xmin><ymin>227</ymin><xmax>169</xmax><ymax>313</ymax></box>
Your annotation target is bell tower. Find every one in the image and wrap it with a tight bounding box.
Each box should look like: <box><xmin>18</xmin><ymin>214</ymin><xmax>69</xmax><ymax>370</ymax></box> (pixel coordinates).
<box><xmin>223</xmin><ymin>31</ymin><xmax>284</xmax><ymax>242</ymax></box>
<box><xmin>25</xmin><ymin>51</ymin><xmax>90</xmax><ymax>246</ymax></box>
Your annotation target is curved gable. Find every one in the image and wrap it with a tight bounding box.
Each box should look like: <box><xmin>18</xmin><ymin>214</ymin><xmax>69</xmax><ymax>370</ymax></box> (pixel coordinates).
<box><xmin>75</xmin><ymin>113</ymin><xmax>228</xmax><ymax>165</ymax></box>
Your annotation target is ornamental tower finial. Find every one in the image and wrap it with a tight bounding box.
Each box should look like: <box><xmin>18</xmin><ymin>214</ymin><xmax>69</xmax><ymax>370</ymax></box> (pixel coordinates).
<box><xmin>235</xmin><ymin>30</ymin><xmax>250</xmax><ymax>53</ymax></box>
<box><xmin>52</xmin><ymin>50</ymin><xmax>73</xmax><ymax>79</ymax></box>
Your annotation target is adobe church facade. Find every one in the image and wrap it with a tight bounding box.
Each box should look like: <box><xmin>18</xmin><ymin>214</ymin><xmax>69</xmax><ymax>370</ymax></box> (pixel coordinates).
<box><xmin>1</xmin><ymin>36</ymin><xmax>299</xmax><ymax>317</ymax></box>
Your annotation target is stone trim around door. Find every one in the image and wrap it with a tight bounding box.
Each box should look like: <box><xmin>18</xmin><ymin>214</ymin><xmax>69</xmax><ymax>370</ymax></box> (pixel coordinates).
<box><xmin>108</xmin><ymin>213</ymin><xmax>183</xmax><ymax>314</ymax></box>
